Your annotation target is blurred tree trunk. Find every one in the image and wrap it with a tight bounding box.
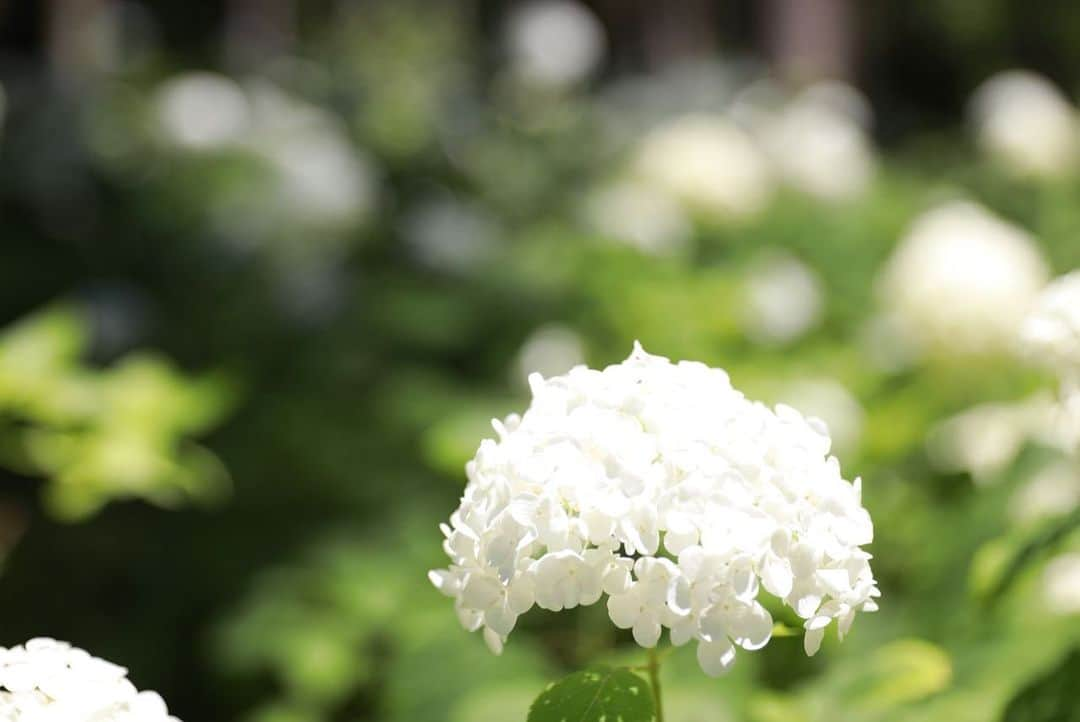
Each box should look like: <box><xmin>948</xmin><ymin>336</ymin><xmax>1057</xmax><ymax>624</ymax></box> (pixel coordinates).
<box><xmin>225</xmin><ymin>0</ymin><xmax>296</xmax><ymax>72</ymax></box>
<box><xmin>764</xmin><ymin>0</ymin><xmax>855</xmax><ymax>83</ymax></box>
<box><xmin>46</xmin><ymin>0</ymin><xmax>108</xmax><ymax>89</ymax></box>
<box><xmin>638</xmin><ymin>0</ymin><xmax>717</xmax><ymax>68</ymax></box>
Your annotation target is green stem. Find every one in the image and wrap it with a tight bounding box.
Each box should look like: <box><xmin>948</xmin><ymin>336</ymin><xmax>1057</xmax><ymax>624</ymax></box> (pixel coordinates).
<box><xmin>647</xmin><ymin>646</ymin><xmax>664</xmax><ymax>722</ymax></box>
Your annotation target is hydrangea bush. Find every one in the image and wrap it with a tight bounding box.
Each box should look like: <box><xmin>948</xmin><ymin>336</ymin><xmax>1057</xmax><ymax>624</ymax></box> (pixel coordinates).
<box><xmin>430</xmin><ymin>343</ymin><xmax>878</xmax><ymax>691</ymax></box>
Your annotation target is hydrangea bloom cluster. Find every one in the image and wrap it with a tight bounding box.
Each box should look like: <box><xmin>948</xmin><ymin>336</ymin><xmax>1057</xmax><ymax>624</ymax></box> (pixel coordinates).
<box><xmin>970</xmin><ymin>70</ymin><xmax>1078</xmax><ymax>179</ymax></box>
<box><xmin>1021</xmin><ymin>271</ymin><xmax>1080</xmax><ymax>451</ymax></box>
<box><xmin>878</xmin><ymin>200</ymin><xmax>1048</xmax><ymax>358</ymax></box>
<box><xmin>430</xmin><ymin>344</ymin><xmax>879</xmax><ymax>676</ymax></box>
<box><xmin>1021</xmin><ymin>271</ymin><xmax>1080</xmax><ymax>387</ymax></box>
<box><xmin>0</xmin><ymin>638</ymin><xmax>179</xmax><ymax>722</ymax></box>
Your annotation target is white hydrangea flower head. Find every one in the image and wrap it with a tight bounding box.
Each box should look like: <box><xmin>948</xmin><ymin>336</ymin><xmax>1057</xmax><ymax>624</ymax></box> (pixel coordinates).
<box><xmin>741</xmin><ymin>252</ymin><xmax>824</xmax><ymax>346</ymax></box>
<box><xmin>430</xmin><ymin>344</ymin><xmax>879</xmax><ymax>676</ymax></box>
<box><xmin>583</xmin><ymin>179</ymin><xmax>691</xmax><ymax>256</ymax></box>
<box><xmin>633</xmin><ymin>115</ymin><xmax>773</xmax><ymax>221</ymax></box>
<box><xmin>878</xmin><ymin>201</ymin><xmax>1048</xmax><ymax>358</ymax></box>
<box><xmin>970</xmin><ymin>70</ymin><xmax>1079</xmax><ymax>178</ymax></box>
<box><xmin>154</xmin><ymin>72</ymin><xmax>250</xmax><ymax>151</ymax></box>
<box><xmin>1010</xmin><ymin>459</ymin><xmax>1080</xmax><ymax>526</ymax></box>
<box><xmin>1020</xmin><ymin>271</ymin><xmax>1080</xmax><ymax>386</ymax></box>
<box><xmin>1043</xmin><ymin>553</ymin><xmax>1080</xmax><ymax>615</ymax></box>
<box><xmin>0</xmin><ymin>638</ymin><xmax>180</xmax><ymax>722</ymax></box>
<box><xmin>761</xmin><ymin>82</ymin><xmax>876</xmax><ymax>202</ymax></box>
<box><xmin>505</xmin><ymin>0</ymin><xmax>605</xmax><ymax>89</ymax></box>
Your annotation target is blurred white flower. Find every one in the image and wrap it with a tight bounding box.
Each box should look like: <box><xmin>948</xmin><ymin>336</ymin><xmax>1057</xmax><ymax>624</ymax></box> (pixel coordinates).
<box><xmin>1044</xmin><ymin>553</ymin><xmax>1080</xmax><ymax>615</ymax></box>
<box><xmin>761</xmin><ymin>83</ymin><xmax>876</xmax><ymax>202</ymax></box>
<box><xmin>1020</xmin><ymin>270</ymin><xmax>1080</xmax><ymax>385</ymax></box>
<box><xmin>583</xmin><ymin>180</ymin><xmax>691</xmax><ymax>255</ymax></box>
<box><xmin>1010</xmin><ymin>460</ymin><xmax>1080</xmax><ymax>525</ymax></box>
<box><xmin>154</xmin><ymin>72</ymin><xmax>250</xmax><ymax>150</ymax></box>
<box><xmin>245</xmin><ymin>84</ymin><xmax>377</xmax><ymax>230</ymax></box>
<box><xmin>403</xmin><ymin>197</ymin><xmax>499</xmax><ymax>274</ymax></box>
<box><xmin>1020</xmin><ymin>271</ymin><xmax>1080</xmax><ymax>452</ymax></box>
<box><xmin>515</xmin><ymin>325</ymin><xmax>586</xmax><ymax>386</ymax></box>
<box><xmin>927</xmin><ymin>393</ymin><xmax>1074</xmax><ymax>483</ymax></box>
<box><xmin>505</xmin><ymin>0</ymin><xmax>605</xmax><ymax>88</ymax></box>
<box><xmin>779</xmin><ymin>378</ymin><xmax>864</xmax><ymax>457</ymax></box>
<box><xmin>0</xmin><ymin>638</ymin><xmax>179</xmax><ymax>721</ymax></box>
<box><xmin>258</xmin><ymin>126</ymin><xmax>376</xmax><ymax>229</ymax></box>
<box><xmin>927</xmin><ymin>401</ymin><xmax>1028</xmax><ymax>483</ymax></box>
<box><xmin>970</xmin><ymin>70</ymin><xmax>1079</xmax><ymax>178</ymax></box>
<box><xmin>878</xmin><ymin>201</ymin><xmax>1049</xmax><ymax>358</ymax></box>
<box><xmin>431</xmin><ymin>343</ymin><xmax>878</xmax><ymax>675</ymax></box>
<box><xmin>633</xmin><ymin>115</ymin><xmax>773</xmax><ymax>220</ymax></box>
<box><xmin>741</xmin><ymin>253</ymin><xmax>824</xmax><ymax>345</ymax></box>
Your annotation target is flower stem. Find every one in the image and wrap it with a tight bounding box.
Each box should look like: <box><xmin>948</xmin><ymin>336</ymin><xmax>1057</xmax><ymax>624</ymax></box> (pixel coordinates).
<box><xmin>647</xmin><ymin>646</ymin><xmax>664</xmax><ymax>722</ymax></box>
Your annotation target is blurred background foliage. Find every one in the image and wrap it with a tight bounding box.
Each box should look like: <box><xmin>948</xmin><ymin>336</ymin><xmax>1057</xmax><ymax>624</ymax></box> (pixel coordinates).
<box><xmin>2</xmin><ymin>1</ymin><xmax>1080</xmax><ymax>721</ymax></box>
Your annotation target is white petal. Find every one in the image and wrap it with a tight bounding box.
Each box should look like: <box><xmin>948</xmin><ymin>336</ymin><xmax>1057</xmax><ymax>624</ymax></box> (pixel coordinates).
<box><xmin>607</xmin><ymin>591</ymin><xmax>640</xmax><ymax>629</ymax></box>
<box><xmin>761</xmin><ymin>557</ymin><xmax>794</xmax><ymax>599</ymax></box>
<box><xmin>816</xmin><ymin>568</ymin><xmax>852</xmax><ymax>596</ymax></box>
<box><xmin>484</xmin><ymin>627</ymin><xmax>505</xmax><ymax>655</ymax></box>
<box><xmin>484</xmin><ymin>604</ymin><xmax>518</xmax><ymax>637</ymax></box>
<box><xmin>427</xmin><ymin>569</ymin><xmax>460</xmax><ymax>596</ymax></box>
<box><xmin>461</xmin><ymin>574</ymin><xmax>503</xmax><ymax>610</ymax></box>
<box><xmin>632</xmin><ymin>616</ymin><xmax>662</xmax><ymax>648</ymax></box>
<box><xmin>602</xmin><ymin>560</ymin><xmax>633</xmax><ymax>595</ymax></box>
<box><xmin>507</xmin><ymin>576</ymin><xmax>536</xmax><ymax>615</ymax></box>
<box><xmin>696</xmin><ymin>638</ymin><xmax>737</xmax><ymax>677</ymax></box>
<box><xmin>803</xmin><ymin>626</ymin><xmax>825</xmax><ymax>657</ymax></box>
<box><xmin>730</xmin><ymin>603</ymin><xmax>773</xmax><ymax>651</ymax></box>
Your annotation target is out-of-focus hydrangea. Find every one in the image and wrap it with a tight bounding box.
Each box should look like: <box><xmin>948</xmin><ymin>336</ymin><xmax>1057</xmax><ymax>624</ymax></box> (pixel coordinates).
<box><xmin>1020</xmin><ymin>270</ymin><xmax>1080</xmax><ymax>452</ymax></box>
<box><xmin>504</xmin><ymin>0</ymin><xmax>605</xmax><ymax>89</ymax></box>
<box><xmin>970</xmin><ymin>70</ymin><xmax>1079</xmax><ymax>178</ymax></box>
<box><xmin>1020</xmin><ymin>271</ymin><xmax>1080</xmax><ymax>388</ymax></box>
<box><xmin>878</xmin><ymin>201</ymin><xmax>1048</xmax><ymax>358</ymax></box>
<box><xmin>760</xmin><ymin>82</ymin><xmax>876</xmax><ymax>202</ymax></box>
<box><xmin>154</xmin><ymin>76</ymin><xmax>378</xmax><ymax>238</ymax></box>
<box><xmin>741</xmin><ymin>253</ymin><xmax>824</xmax><ymax>346</ymax></box>
<box><xmin>582</xmin><ymin>180</ymin><xmax>691</xmax><ymax>255</ymax></box>
<box><xmin>0</xmin><ymin>307</ymin><xmax>232</xmax><ymax>520</ymax></box>
<box><xmin>926</xmin><ymin>394</ymin><xmax>1073</xmax><ymax>483</ymax></box>
<box><xmin>1010</xmin><ymin>460</ymin><xmax>1080</xmax><ymax>525</ymax></box>
<box><xmin>242</xmin><ymin>82</ymin><xmax>378</xmax><ymax>232</ymax></box>
<box><xmin>778</xmin><ymin>378</ymin><xmax>865</xmax><ymax>457</ymax></box>
<box><xmin>430</xmin><ymin>344</ymin><xmax>878</xmax><ymax>676</ymax></box>
<box><xmin>0</xmin><ymin>638</ymin><xmax>179</xmax><ymax>721</ymax></box>
<box><xmin>402</xmin><ymin>196</ymin><xmax>500</xmax><ymax>275</ymax></box>
<box><xmin>633</xmin><ymin>114</ymin><xmax>773</xmax><ymax>221</ymax></box>
<box><xmin>514</xmin><ymin>324</ymin><xmax>586</xmax><ymax>386</ymax></box>
<box><xmin>1043</xmin><ymin>553</ymin><xmax>1080</xmax><ymax>615</ymax></box>
<box><xmin>153</xmin><ymin>72</ymin><xmax>251</xmax><ymax>151</ymax></box>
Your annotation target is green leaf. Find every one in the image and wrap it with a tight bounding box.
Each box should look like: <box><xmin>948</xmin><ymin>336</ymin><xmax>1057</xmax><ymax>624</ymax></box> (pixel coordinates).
<box><xmin>528</xmin><ymin>666</ymin><xmax>655</xmax><ymax>722</ymax></box>
<box><xmin>1002</xmin><ymin>648</ymin><xmax>1080</xmax><ymax>722</ymax></box>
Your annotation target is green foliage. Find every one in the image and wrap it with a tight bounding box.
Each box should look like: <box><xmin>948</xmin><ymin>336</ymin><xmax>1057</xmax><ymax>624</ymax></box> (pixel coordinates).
<box><xmin>528</xmin><ymin>667</ymin><xmax>655</xmax><ymax>722</ymax></box>
<box><xmin>4</xmin><ymin>3</ymin><xmax>1080</xmax><ymax>722</ymax></box>
<box><xmin>0</xmin><ymin>307</ymin><xmax>234</xmax><ymax>520</ymax></box>
<box><xmin>1001</xmin><ymin>649</ymin><xmax>1080</xmax><ymax>722</ymax></box>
